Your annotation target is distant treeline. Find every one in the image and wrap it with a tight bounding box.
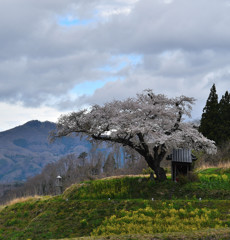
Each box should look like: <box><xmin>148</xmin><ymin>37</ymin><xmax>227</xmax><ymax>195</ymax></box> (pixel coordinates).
<box><xmin>0</xmin><ymin>146</ymin><xmax>148</xmax><ymax>204</ymax></box>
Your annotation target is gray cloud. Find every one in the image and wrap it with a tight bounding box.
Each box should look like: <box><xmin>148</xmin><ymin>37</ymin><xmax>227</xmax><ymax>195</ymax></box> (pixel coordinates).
<box><xmin>0</xmin><ymin>0</ymin><xmax>230</xmax><ymax>120</ymax></box>
<box><xmin>84</xmin><ymin>0</ymin><xmax>230</xmax><ymax>53</ymax></box>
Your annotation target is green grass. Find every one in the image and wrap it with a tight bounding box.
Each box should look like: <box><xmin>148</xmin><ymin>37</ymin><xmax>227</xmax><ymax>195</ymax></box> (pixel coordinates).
<box><xmin>63</xmin><ymin>171</ymin><xmax>230</xmax><ymax>200</ymax></box>
<box><xmin>56</xmin><ymin>228</ymin><xmax>230</xmax><ymax>240</ymax></box>
<box><xmin>0</xmin><ymin>169</ymin><xmax>230</xmax><ymax>239</ymax></box>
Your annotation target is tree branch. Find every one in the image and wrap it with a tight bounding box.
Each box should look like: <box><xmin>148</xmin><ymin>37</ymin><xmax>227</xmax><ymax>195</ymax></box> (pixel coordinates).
<box><xmin>137</xmin><ymin>132</ymin><xmax>150</xmax><ymax>155</ymax></box>
<box><xmin>165</xmin><ymin>101</ymin><xmax>183</xmax><ymax>135</ymax></box>
<box><xmin>92</xmin><ymin>134</ymin><xmax>145</xmax><ymax>155</ymax></box>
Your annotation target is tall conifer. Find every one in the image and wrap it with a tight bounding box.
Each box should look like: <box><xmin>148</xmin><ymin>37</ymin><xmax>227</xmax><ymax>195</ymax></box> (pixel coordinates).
<box><xmin>219</xmin><ymin>91</ymin><xmax>230</xmax><ymax>144</ymax></box>
<box><xmin>199</xmin><ymin>84</ymin><xmax>220</xmax><ymax>144</ymax></box>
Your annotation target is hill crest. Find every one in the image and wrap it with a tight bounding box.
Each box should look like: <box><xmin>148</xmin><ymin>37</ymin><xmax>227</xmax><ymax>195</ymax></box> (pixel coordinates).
<box><xmin>0</xmin><ymin>120</ymin><xmax>90</xmax><ymax>182</ymax></box>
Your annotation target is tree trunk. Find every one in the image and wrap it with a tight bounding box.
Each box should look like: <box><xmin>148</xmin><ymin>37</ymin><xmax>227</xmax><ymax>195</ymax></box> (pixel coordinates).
<box><xmin>153</xmin><ymin>163</ymin><xmax>167</xmax><ymax>181</ymax></box>
<box><xmin>142</xmin><ymin>145</ymin><xmax>167</xmax><ymax>181</ymax></box>
<box><xmin>147</xmin><ymin>156</ymin><xmax>167</xmax><ymax>181</ymax></box>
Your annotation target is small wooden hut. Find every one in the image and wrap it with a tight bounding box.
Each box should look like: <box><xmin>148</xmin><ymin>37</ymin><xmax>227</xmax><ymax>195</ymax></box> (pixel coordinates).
<box><xmin>166</xmin><ymin>149</ymin><xmax>197</xmax><ymax>182</ymax></box>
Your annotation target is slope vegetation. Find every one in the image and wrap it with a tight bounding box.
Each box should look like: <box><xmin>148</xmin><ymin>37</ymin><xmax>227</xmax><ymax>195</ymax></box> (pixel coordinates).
<box><xmin>0</xmin><ymin>168</ymin><xmax>230</xmax><ymax>239</ymax></box>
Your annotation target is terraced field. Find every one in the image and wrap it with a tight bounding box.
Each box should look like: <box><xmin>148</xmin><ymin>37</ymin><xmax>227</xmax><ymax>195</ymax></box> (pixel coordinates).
<box><xmin>0</xmin><ymin>168</ymin><xmax>230</xmax><ymax>239</ymax></box>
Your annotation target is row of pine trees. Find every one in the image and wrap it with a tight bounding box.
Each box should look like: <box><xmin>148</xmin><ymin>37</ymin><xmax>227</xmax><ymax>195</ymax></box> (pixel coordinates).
<box><xmin>199</xmin><ymin>84</ymin><xmax>230</xmax><ymax>145</ymax></box>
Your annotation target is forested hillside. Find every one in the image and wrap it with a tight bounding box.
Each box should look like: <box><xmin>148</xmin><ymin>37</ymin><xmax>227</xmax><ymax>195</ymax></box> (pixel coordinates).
<box><xmin>0</xmin><ymin>120</ymin><xmax>91</xmax><ymax>182</ymax></box>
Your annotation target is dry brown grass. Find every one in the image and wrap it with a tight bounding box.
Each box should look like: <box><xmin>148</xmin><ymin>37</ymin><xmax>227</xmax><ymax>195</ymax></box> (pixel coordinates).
<box><xmin>0</xmin><ymin>196</ymin><xmax>38</xmax><ymax>211</ymax></box>
<box><xmin>0</xmin><ymin>195</ymin><xmax>51</xmax><ymax>209</ymax></box>
<box><xmin>6</xmin><ymin>195</ymin><xmax>41</xmax><ymax>206</ymax></box>
<box><xmin>196</xmin><ymin>161</ymin><xmax>230</xmax><ymax>171</ymax></box>
<box><xmin>100</xmin><ymin>174</ymin><xmax>150</xmax><ymax>180</ymax></box>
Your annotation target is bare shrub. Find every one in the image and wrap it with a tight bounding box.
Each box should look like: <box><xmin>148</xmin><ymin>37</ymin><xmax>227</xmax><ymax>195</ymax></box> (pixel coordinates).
<box><xmin>195</xmin><ymin>141</ymin><xmax>230</xmax><ymax>169</ymax></box>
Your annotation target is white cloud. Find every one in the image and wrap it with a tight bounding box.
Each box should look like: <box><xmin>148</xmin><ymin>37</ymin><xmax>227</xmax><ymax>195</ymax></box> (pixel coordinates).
<box><xmin>100</xmin><ymin>7</ymin><xmax>132</xmax><ymax>17</ymax></box>
<box><xmin>0</xmin><ymin>102</ymin><xmax>66</xmax><ymax>131</ymax></box>
<box><xmin>163</xmin><ymin>0</ymin><xmax>174</xmax><ymax>4</ymax></box>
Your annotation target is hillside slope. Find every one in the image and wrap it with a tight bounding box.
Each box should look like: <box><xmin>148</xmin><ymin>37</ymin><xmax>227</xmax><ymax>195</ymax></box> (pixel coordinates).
<box><xmin>0</xmin><ymin>120</ymin><xmax>91</xmax><ymax>182</ymax></box>
<box><xmin>0</xmin><ymin>169</ymin><xmax>230</xmax><ymax>240</ymax></box>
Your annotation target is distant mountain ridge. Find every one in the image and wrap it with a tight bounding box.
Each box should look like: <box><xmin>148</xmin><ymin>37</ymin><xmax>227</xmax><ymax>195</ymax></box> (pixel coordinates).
<box><xmin>0</xmin><ymin>120</ymin><xmax>91</xmax><ymax>182</ymax></box>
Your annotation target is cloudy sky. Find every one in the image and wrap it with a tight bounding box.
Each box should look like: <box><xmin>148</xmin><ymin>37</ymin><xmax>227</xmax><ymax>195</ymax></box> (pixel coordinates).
<box><xmin>0</xmin><ymin>0</ymin><xmax>230</xmax><ymax>131</ymax></box>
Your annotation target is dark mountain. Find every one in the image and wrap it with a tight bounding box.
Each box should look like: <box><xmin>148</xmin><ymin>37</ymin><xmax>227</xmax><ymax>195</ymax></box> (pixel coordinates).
<box><xmin>0</xmin><ymin>120</ymin><xmax>91</xmax><ymax>182</ymax></box>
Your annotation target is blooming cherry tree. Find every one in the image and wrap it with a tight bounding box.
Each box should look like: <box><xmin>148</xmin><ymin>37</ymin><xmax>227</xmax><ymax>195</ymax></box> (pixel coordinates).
<box><xmin>51</xmin><ymin>90</ymin><xmax>216</xmax><ymax>181</ymax></box>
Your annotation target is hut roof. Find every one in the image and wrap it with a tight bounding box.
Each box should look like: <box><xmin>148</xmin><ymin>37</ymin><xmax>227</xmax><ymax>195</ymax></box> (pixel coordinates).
<box><xmin>166</xmin><ymin>149</ymin><xmax>197</xmax><ymax>163</ymax></box>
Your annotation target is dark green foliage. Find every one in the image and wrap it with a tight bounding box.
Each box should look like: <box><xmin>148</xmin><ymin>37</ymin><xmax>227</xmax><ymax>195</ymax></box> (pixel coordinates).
<box><xmin>199</xmin><ymin>84</ymin><xmax>230</xmax><ymax>145</ymax></box>
<box><xmin>176</xmin><ymin>172</ymin><xmax>199</xmax><ymax>185</ymax></box>
<box><xmin>199</xmin><ymin>84</ymin><xmax>221</xmax><ymax>144</ymax></box>
<box><xmin>219</xmin><ymin>91</ymin><xmax>230</xmax><ymax>144</ymax></box>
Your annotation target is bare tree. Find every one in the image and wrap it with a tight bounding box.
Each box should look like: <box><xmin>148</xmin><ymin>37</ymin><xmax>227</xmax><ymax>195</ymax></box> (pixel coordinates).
<box><xmin>51</xmin><ymin>90</ymin><xmax>216</xmax><ymax>181</ymax></box>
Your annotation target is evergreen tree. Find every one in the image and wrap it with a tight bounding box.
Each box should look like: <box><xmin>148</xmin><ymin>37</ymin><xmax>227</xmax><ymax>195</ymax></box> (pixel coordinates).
<box><xmin>103</xmin><ymin>153</ymin><xmax>116</xmax><ymax>174</ymax></box>
<box><xmin>199</xmin><ymin>84</ymin><xmax>221</xmax><ymax>144</ymax></box>
<box><xmin>218</xmin><ymin>91</ymin><xmax>230</xmax><ymax>144</ymax></box>
<box><xmin>78</xmin><ymin>152</ymin><xmax>88</xmax><ymax>166</ymax></box>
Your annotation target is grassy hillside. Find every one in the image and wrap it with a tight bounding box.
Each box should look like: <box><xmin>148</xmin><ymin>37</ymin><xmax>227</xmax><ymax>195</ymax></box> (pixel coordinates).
<box><xmin>0</xmin><ymin>168</ymin><xmax>230</xmax><ymax>239</ymax></box>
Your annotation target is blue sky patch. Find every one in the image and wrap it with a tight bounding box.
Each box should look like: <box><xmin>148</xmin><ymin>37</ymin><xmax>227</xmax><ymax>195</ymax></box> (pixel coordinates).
<box><xmin>99</xmin><ymin>54</ymin><xmax>143</xmax><ymax>73</ymax></box>
<box><xmin>99</xmin><ymin>62</ymin><xmax>127</xmax><ymax>72</ymax></box>
<box><xmin>71</xmin><ymin>77</ymin><xmax>119</xmax><ymax>96</ymax></box>
<box><xmin>127</xmin><ymin>54</ymin><xmax>143</xmax><ymax>65</ymax></box>
<box><xmin>70</xmin><ymin>54</ymin><xmax>142</xmax><ymax>96</ymax></box>
<box><xmin>58</xmin><ymin>16</ymin><xmax>94</xmax><ymax>26</ymax></box>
